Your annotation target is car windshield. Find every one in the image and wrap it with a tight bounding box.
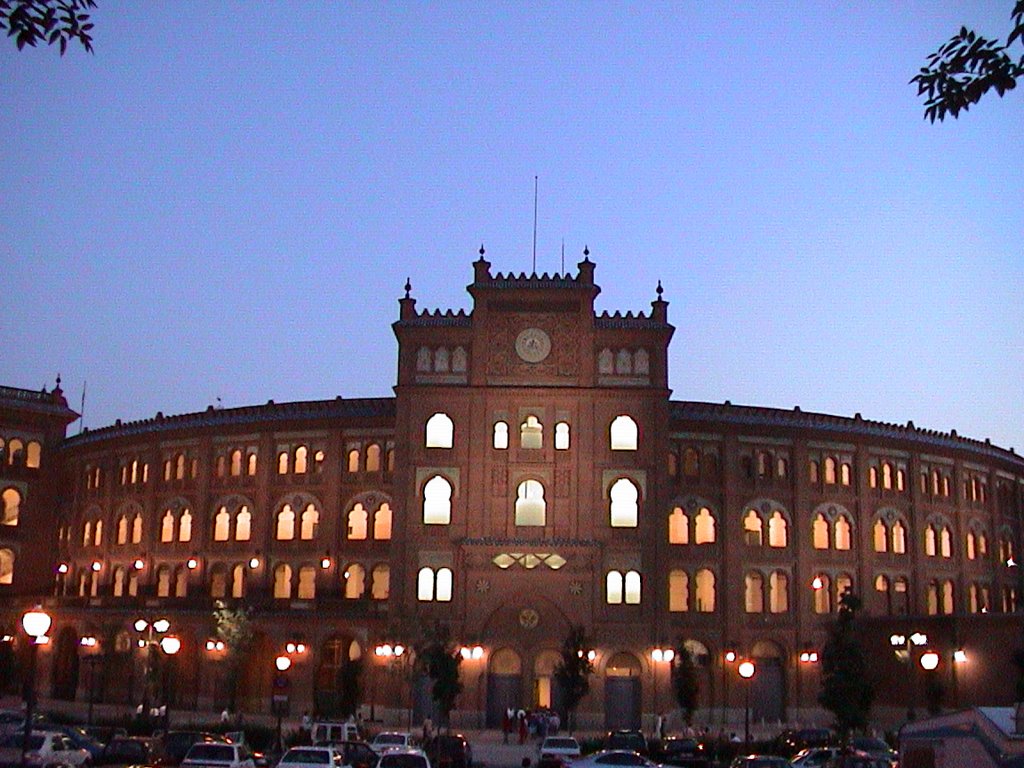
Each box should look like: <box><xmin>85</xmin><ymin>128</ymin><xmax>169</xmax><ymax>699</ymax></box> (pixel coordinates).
<box><xmin>283</xmin><ymin>749</ymin><xmax>332</xmax><ymax>764</ymax></box>
<box><xmin>380</xmin><ymin>756</ymin><xmax>426</xmax><ymax>768</ymax></box>
<box><xmin>187</xmin><ymin>744</ymin><xmax>235</xmax><ymax>762</ymax></box>
<box><xmin>375</xmin><ymin>736</ymin><xmax>406</xmax><ymax>746</ymax></box>
<box><xmin>850</xmin><ymin>738</ymin><xmax>889</xmax><ymax>751</ymax></box>
<box><xmin>543</xmin><ymin>739</ymin><xmax>579</xmax><ymax>750</ymax></box>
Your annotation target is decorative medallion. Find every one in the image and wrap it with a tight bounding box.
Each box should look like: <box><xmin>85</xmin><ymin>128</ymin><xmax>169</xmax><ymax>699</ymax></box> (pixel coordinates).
<box><xmin>515</xmin><ymin>327</ymin><xmax>552</xmax><ymax>363</ymax></box>
<box><xmin>569</xmin><ymin>581</ymin><xmax>583</xmax><ymax>595</ymax></box>
<box><xmin>476</xmin><ymin>578</ymin><xmax>490</xmax><ymax>593</ymax></box>
<box><xmin>518</xmin><ymin>608</ymin><xmax>540</xmax><ymax>629</ymax></box>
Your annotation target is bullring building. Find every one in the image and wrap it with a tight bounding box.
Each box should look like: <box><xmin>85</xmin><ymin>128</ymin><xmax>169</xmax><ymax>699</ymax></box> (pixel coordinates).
<box><xmin>1</xmin><ymin>252</ymin><xmax>1022</xmax><ymax>729</ymax></box>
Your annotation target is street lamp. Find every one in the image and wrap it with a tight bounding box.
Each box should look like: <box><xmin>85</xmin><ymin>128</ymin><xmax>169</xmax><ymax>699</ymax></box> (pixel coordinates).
<box><xmin>721</xmin><ymin>648</ymin><xmax>736</xmax><ymax>727</ymax></box>
<box><xmin>796</xmin><ymin>647</ymin><xmax>818</xmax><ymax>720</ymax></box>
<box><xmin>737</xmin><ymin>660</ymin><xmax>756</xmax><ymax>745</ymax></box>
<box><xmin>272</xmin><ymin>655</ymin><xmax>292</xmax><ymax>753</ymax></box>
<box><xmin>135</xmin><ymin>618</ymin><xmax>176</xmax><ymax>725</ymax></box>
<box><xmin>376</xmin><ymin>642</ymin><xmax>409</xmax><ymax>728</ymax></box>
<box><xmin>21</xmin><ymin>608</ymin><xmax>52</xmax><ymax>768</ymax></box>
<box><xmin>650</xmin><ymin>647</ymin><xmax>675</xmax><ymax>738</ymax></box>
<box><xmin>890</xmin><ymin>632</ymin><xmax>927</xmax><ymax>720</ymax></box>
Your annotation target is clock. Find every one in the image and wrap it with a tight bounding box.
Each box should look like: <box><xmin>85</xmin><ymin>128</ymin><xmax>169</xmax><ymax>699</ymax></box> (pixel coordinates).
<box><xmin>515</xmin><ymin>327</ymin><xmax>551</xmax><ymax>363</ymax></box>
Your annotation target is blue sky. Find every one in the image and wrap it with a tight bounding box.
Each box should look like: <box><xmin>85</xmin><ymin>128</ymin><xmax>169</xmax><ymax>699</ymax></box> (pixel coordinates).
<box><xmin>2</xmin><ymin>1</ymin><xmax>1021</xmax><ymax>451</ymax></box>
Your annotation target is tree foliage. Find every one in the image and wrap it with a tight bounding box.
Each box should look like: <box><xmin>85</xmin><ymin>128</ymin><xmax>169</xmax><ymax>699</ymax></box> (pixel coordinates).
<box><xmin>817</xmin><ymin>592</ymin><xmax>874</xmax><ymax>737</ymax></box>
<box><xmin>335</xmin><ymin>656</ymin><xmax>363</xmax><ymax>719</ymax></box>
<box><xmin>1</xmin><ymin>0</ymin><xmax>95</xmax><ymax>54</ymax></box>
<box><xmin>670</xmin><ymin>642</ymin><xmax>699</xmax><ymax>725</ymax></box>
<box><xmin>553</xmin><ymin>625</ymin><xmax>594</xmax><ymax>733</ymax></box>
<box><xmin>912</xmin><ymin>2</ymin><xmax>1024</xmax><ymax>121</ymax></box>
<box><xmin>417</xmin><ymin>624</ymin><xmax>462</xmax><ymax>728</ymax></box>
<box><xmin>213</xmin><ymin>600</ymin><xmax>254</xmax><ymax>711</ymax></box>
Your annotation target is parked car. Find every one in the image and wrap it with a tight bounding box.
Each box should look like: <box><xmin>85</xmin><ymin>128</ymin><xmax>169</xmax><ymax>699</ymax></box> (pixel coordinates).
<box><xmin>51</xmin><ymin>726</ymin><xmax>105</xmax><ymax>760</ymax></box>
<box><xmin>422</xmin><ymin>734</ymin><xmax>471</xmax><ymax>768</ymax></box>
<box><xmin>0</xmin><ymin>730</ymin><xmax>93</xmax><ymax>768</ymax></box>
<box><xmin>774</xmin><ymin>729</ymin><xmax>834</xmax><ymax>757</ymax></box>
<box><xmin>96</xmin><ymin>737</ymin><xmax>156</xmax><ymax>768</ymax></box>
<box><xmin>369</xmin><ymin>734</ymin><xmax>414</xmax><ymax>755</ymax></box>
<box><xmin>726</xmin><ymin>757</ymin><xmax>790</xmax><ymax>768</ymax></box>
<box><xmin>568</xmin><ymin>750</ymin><xmax>660</xmax><ymax>768</ymax></box>
<box><xmin>180</xmin><ymin>742</ymin><xmax>255</xmax><ymax>768</ymax></box>
<box><xmin>279</xmin><ymin>746</ymin><xmax>345</xmax><ymax>768</ymax></box>
<box><xmin>312</xmin><ymin>724</ymin><xmax>361</xmax><ymax>746</ymax></box>
<box><xmin>651</xmin><ymin>737</ymin><xmax>705</xmax><ymax>768</ymax></box>
<box><xmin>537</xmin><ymin>736</ymin><xmax>581</xmax><ymax>768</ymax></box>
<box><xmin>604</xmin><ymin>731</ymin><xmax>648</xmax><ymax>756</ymax></box>
<box><xmin>155</xmin><ymin>732</ymin><xmax>228</xmax><ymax>767</ymax></box>
<box><xmin>377</xmin><ymin>748</ymin><xmax>431</xmax><ymax>768</ymax></box>
<box><xmin>790</xmin><ymin>748</ymin><xmax>841</xmax><ymax>767</ymax></box>
<box><xmin>846</xmin><ymin>738</ymin><xmax>897</xmax><ymax>767</ymax></box>
<box><xmin>308</xmin><ymin>741</ymin><xmax>377</xmax><ymax>768</ymax></box>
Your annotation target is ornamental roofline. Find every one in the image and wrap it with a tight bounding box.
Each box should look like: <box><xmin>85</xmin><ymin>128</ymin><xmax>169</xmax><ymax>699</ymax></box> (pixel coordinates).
<box><xmin>0</xmin><ymin>380</ymin><xmax>79</xmax><ymax>423</ymax></box>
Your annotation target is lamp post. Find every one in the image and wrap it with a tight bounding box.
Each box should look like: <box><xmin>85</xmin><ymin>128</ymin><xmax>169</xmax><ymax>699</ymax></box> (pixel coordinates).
<box><xmin>796</xmin><ymin>648</ymin><xmax>818</xmax><ymax>724</ymax></box>
<box><xmin>79</xmin><ymin>636</ymin><xmax>100</xmax><ymax>726</ymax></box>
<box><xmin>272</xmin><ymin>655</ymin><xmax>292</xmax><ymax>754</ymax></box>
<box><xmin>890</xmin><ymin>632</ymin><xmax>927</xmax><ymax>720</ymax></box>
<box><xmin>737</xmin><ymin>660</ymin><xmax>755</xmax><ymax>746</ymax></box>
<box><xmin>650</xmin><ymin>647</ymin><xmax>675</xmax><ymax>738</ymax></box>
<box><xmin>135</xmin><ymin>618</ymin><xmax>176</xmax><ymax>726</ymax></box>
<box><xmin>376</xmin><ymin>643</ymin><xmax>408</xmax><ymax>728</ymax></box>
<box><xmin>722</xmin><ymin>648</ymin><xmax>736</xmax><ymax>727</ymax></box>
<box><xmin>21</xmin><ymin>608</ymin><xmax>51</xmax><ymax>768</ymax></box>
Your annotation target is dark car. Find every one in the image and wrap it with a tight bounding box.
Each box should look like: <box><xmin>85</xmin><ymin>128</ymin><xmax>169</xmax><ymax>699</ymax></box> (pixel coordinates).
<box><xmin>423</xmin><ymin>734</ymin><xmax>472</xmax><ymax>768</ymax></box>
<box><xmin>605</xmin><ymin>730</ymin><xmax>647</xmax><ymax>757</ymax></box>
<box><xmin>155</xmin><ymin>732</ymin><xmax>227</xmax><ymax>767</ymax></box>
<box><xmin>309</xmin><ymin>740</ymin><xmax>377</xmax><ymax>768</ymax></box>
<box><xmin>775</xmin><ymin>729</ymin><xmax>834</xmax><ymax>757</ymax></box>
<box><xmin>97</xmin><ymin>737</ymin><xmax>156</xmax><ymax>767</ymax></box>
<box><xmin>653</xmin><ymin>737</ymin><xmax>706</xmax><ymax>767</ymax></box>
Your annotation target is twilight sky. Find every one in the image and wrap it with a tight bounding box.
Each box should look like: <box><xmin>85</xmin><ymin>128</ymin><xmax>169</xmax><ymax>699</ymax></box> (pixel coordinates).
<box><xmin>2</xmin><ymin>2</ymin><xmax>1021</xmax><ymax>451</ymax></box>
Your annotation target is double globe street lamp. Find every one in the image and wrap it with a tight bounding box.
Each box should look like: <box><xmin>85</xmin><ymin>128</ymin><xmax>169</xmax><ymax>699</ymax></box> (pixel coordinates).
<box><xmin>21</xmin><ymin>608</ymin><xmax>52</xmax><ymax>768</ymax></box>
<box><xmin>135</xmin><ymin>618</ymin><xmax>180</xmax><ymax>727</ymax></box>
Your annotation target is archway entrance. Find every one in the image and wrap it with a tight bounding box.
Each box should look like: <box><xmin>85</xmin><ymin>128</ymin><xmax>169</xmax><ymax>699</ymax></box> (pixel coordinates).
<box><xmin>51</xmin><ymin>627</ymin><xmax>79</xmax><ymax>701</ymax></box>
<box><xmin>533</xmin><ymin>649</ymin><xmax>562</xmax><ymax>712</ymax></box>
<box><xmin>485</xmin><ymin>648</ymin><xmax>522</xmax><ymax>728</ymax></box>
<box><xmin>604</xmin><ymin>651</ymin><xmax>641</xmax><ymax>730</ymax></box>
<box><xmin>315</xmin><ymin>635</ymin><xmax>363</xmax><ymax>718</ymax></box>
<box><xmin>750</xmin><ymin>640</ymin><xmax>785</xmax><ymax>722</ymax></box>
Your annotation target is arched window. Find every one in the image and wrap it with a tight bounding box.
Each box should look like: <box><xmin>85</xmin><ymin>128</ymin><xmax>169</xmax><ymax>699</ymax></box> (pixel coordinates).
<box><xmin>757</xmin><ymin>451</ymin><xmax>773</xmax><ymax>478</ymax></box>
<box><xmin>610</xmin><ymin>415</ymin><xmax>638</xmax><ymax>451</ymax></box>
<box><xmin>417</xmin><ymin>567</ymin><xmax>453</xmax><ymax>602</ymax></box>
<box><xmin>808</xmin><ymin>460</ymin><xmax>819</xmax><ymax>484</ymax></box>
<box><xmin>669</xmin><ymin>570</ymin><xmax>688</xmax><ymax>612</ymax></box>
<box><xmin>745</xmin><ymin>572</ymin><xmax>764</xmax><ymax>613</ymax></box>
<box><xmin>434</xmin><ymin>347</ymin><xmax>449</xmax><ymax>372</ymax></box>
<box><xmin>274</xmin><ymin>564</ymin><xmax>292</xmax><ymax>599</ymax></box>
<box><xmin>156</xmin><ymin>566</ymin><xmax>172</xmax><ymax>597</ymax></box>
<box><xmin>695</xmin><ymin>569</ymin><xmax>715</xmax><ymax>612</ymax></box>
<box><xmin>117</xmin><ymin>516</ymin><xmax>128</xmax><ymax>544</ymax></box>
<box><xmin>365</xmin><ymin>444</ymin><xmax>381</xmax><ymax>472</ymax></box>
<box><xmin>814</xmin><ymin>575</ymin><xmax>832</xmax><ymax>613</ymax></box>
<box><xmin>214</xmin><ymin>507</ymin><xmax>230</xmax><ymax>541</ymax></box>
<box><xmin>175</xmin><ymin>567</ymin><xmax>188</xmax><ymax>597</ymax></box>
<box><xmin>425</xmin><ymin>413</ymin><xmax>454</xmax><ymax>449</ymax></box>
<box><xmin>941</xmin><ymin>580</ymin><xmax>954</xmax><ymax>614</ymax></box>
<box><xmin>294</xmin><ymin>446</ymin><xmax>308</xmax><ymax>474</ymax></box>
<box><xmin>768</xmin><ymin>511</ymin><xmax>788</xmax><ymax>547</ymax></box>
<box><xmin>423</xmin><ymin>476</ymin><xmax>453</xmax><ymax>525</ymax></box>
<box><xmin>694</xmin><ymin>508</ymin><xmax>716</xmax><ymax>543</ymax></box>
<box><xmin>132</xmin><ymin>514</ymin><xmax>143</xmax><ymax>543</ymax></box>
<box><xmin>373</xmin><ymin>504</ymin><xmax>392</xmax><ymax>540</ymax></box>
<box><xmin>554</xmin><ymin>422</ymin><xmax>570</xmax><ymax>450</ymax></box>
<box><xmin>0</xmin><ymin>548</ymin><xmax>14</xmax><ymax>585</ymax></box>
<box><xmin>515</xmin><ymin>480</ymin><xmax>546</xmax><ymax>526</ymax></box>
<box><xmin>873</xmin><ymin>520</ymin><xmax>888</xmax><ymax>552</ymax></box>
<box><xmin>770</xmin><ymin>571</ymin><xmax>789</xmax><ymax>613</ymax></box>
<box><xmin>235</xmin><ymin>506</ymin><xmax>251</xmax><ymax>541</ymax></box>
<box><xmin>940</xmin><ymin>526</ymin><xmax>952</xmax><ymax>558</ymax></box>
<box><xmin>211</xmin><ymin>568</ymin><xmax>227</xmax><ymax>599</ymax></box>
<box><xmin>417</xmin><ymin>567</ymin><xmax>434</xmax><ymax>601</ymax></box>
<box><xmin>451</xmin><ymin>346</ymin><xmax>467</xmax><ymax>372</ymax></box>
<box><xmin>634</xmin><ymin>349</ymin><xmax>649</xmax><ymax>374</ymax></box>
<box><xmin>93</xmin><ymin>519</ymin><xmax>103</xmax><ymax>546</ymax></box>
<box><xmin>82</xmin><ymin>520</ymin><xmax>92</xmax><ymax>546</ymax></box>
<box><xmin>869</xmin><ymin>466</ymin><xmax>878</xmax><ymax>488</ymax></box>
<box><xmin>276</xmin><ymin>505</ymin><xmax>296</xmax><ymax>541</ymax></box>
<box><xmin>882</xmin><ymin>462</ymin><xmax>893</xmax><ymax>490</ymax></box>
<box><xmin>436</xmin><ymin>567</ymin><xmax>453</xmax><ymax>601</ymax></box>
<box><xmin>743</xmin><ymin>510</ymin><xmax>763</xmax><ymax>546</ymax></box>
<box><xmin>606</xmin><ymin>571</ymin><xmax>624</xmax><ymax>604</ymax></box>
<box><xmin>520</xmin><ymin>416</ymin><xmax>543</xmax><ymax>449</ymax></box>
<box><xmin>230</xmin><ymin>449</ymin><xmax>243</xmax><ymax>476</ymax></box>
<box><xmin>609</xmin><ymin>478</ymin><xmax>638</xmax><ymax>527</ymax></box>
<box><xmin>840</xmin><ymin>463</ymin><xmax>851</xmax><ymax>485</ymax></box>
<box><xmin>493</xmin><ymin>422</ymin><xmax>509</xmax><ymax>450</ymax></box>
<box><xmin>278</xmin><ymin>451</ymin><xmax>290</xmax><ymax>474</ymax></box>
<box><xmin>892</xmin><ymin>520</ymin><xmax>907</xmax><ymax>554</ymax></box>
<box><xmin>371</xmin><ymin>564</ymin><xmax>390</xmax><ymax>599</ymax></box>
<box><xmin>347</xmin><ymin>504</ymin><xmax>368</xmax><ymax>540</ymax></box>
<box><xmin>683</xmin><ymin>449</ymin><xmax>700</xmax><ymax>478</ymax></box>
<box><xmin>2</xmin><ymin>488</ymin><xmax>21</xmax><ymax>526</ymax></box>
<box><xmin>417</xmin><ymin>346</ymin><xmax>432</xmax><ymax>371</ymax></box>
<box><xmin>297</xmin><ymin>566</ymin><xmax>316</xmax><ymax>599</ymax></box>
<box><xmin>247</xmin><ymin>452</ymin><xmax>257</xmax><ymax>476</ymax></box>
<box><xmin>824</xmin><ymin>457</ymin><xmax>837</xmax><ymax>484</ymax></box>
<box><xmin>231</xmin><ymin>564</ymin><xmax>245</xmax><ymax>598</ymax></box>
<box><xmin>813</xmin><ymin>514</ymin><xmax>830</xmax><ymax>549</ymax></box>
<box><xmin>179</xmin><ymin>509</ymin><xmax>192</xmax><ymax>542</ymax></box>
<box><xmin>161</xmin><ymin>510</ymin><xmax>175</xmax><ymax>543</ymax></box>
<box><xmin>834</xmin><ymin>515</ymin><xmax>852</xmax><ymax>550</ymax></box>
<box><xmin>112</xmin><ymin>566</ymin><xmax>126</xmax><ymax>597</ymax></box>
<box><xmin>615</xmin><ymin>349</ymin><xmax>632</xmax><ymax>374</ymax></box>
<box><xmin>927</xmin><ymin>582</ymin><xmax>939</xmax><ymax>614</ymax></box>
<box><xmin>925</xmin><ymin>525</ymin><xmax>938</xmax><ymax>556</ymax></box>
<box><xmin>624</xmin><ymin>570</ymin><xmax>641</xmax><ymax>604</ymax></box>
<box><xmin>668</xmin><ymin>508</ymin><xmax>689</xmax><ymax>544</ymax></box>
<box><xmin>175</xmin><ymin>454</ymin><xmax>186</xmax><ymax>480</ymax></box>
<box><xmin>347</xmin><ymin>449</ymin><xmax>360</xmax><ymax>473</ymax></box>
<box><xmin>25</xmin><ymin>442</ymin><xmax>41</xmax><ymax>468</ymax></box>
<box><xmin>300</xmin><ymin>504</ymin><xmax>319</xmax><ymax>540</ymax></box>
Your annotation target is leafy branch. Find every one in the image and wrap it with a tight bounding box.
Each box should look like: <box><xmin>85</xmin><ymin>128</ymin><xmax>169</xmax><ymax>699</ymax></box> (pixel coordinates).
<box><xmin>0</xmin><ymin>0</ymin><xmax>96</xmax><ymax>55</ymax></box>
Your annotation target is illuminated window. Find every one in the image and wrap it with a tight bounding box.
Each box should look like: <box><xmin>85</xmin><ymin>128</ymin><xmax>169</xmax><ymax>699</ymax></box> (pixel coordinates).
<box><xmin>179</xmin><ymin>509</ymin><xmax>192</xmax><ymax>542</ymax></box>
<box><xmin>554</xmin><ymin>422</ymin><xmax>570</xmax><ymax>450</ymax></box>
<box><xmin>769</xmin><ymin>571</ymin><xmax>789</xmax><ymax>613</ymax></box>
<box><xmin>892</xmin><ymin>520</ymin><xmax>907</xmax><ymax>554</ymax></box>
<box><xmin>231</xmin><ymin>564</ymin><xmax>245</xmax><ymax>598</ymax></box>
<box><xmin>745</xmin><ymin>572</ymin><xmax>764</xmax><ymax>613</ymax></box>
<box><xmin>515</xmin><ymin>480</ymin><xmax>546</xmax><ymax>526</ymax></box>
<box><xmin>235</xmin><ymin>506</ymin><xmax>251</xmax><ymax>541</ymax></box>
<box><xmin>366</xmin><ymin>444</ymin><xmax>381</xmax><ymax>472</ymax></box>
<box><xmin>371</xmin><ymin>564</ymin><xmax>390</xmax><ymax>599</ymax></box>
<box><xmin>132</xmin><ymin>514</ymin><xmax>143</xmax><ymax>543</ymax></box>
<box><xmin>417</xmin><ymin>567</ymin><xmax>452</xmax><ymax>602</ymax></box>
<box><xmin>869</xmin><ymin>466</ymin><xmax>878</xmax><ymax>488</ymax></box>
<box><xmin>247</xmin><ymin>452</ymin><xmax>257</xmax><ymax>476</ymax></box>
<box><xmin>425</xmin><ymin>413</ymin><xmax>454</xmax><ymax>449</ymax></box>
<box><xmin>669</xmin><ymin>569</ymin><xmax>688</xmax><ymax>612</ymax></box>
<box><xmin>348</xmin><ymin>504</ymin><xmax>368</xmax><ymax>539</ymax></box>
<box><xmin>840</xmin><ymin>463</ymin><xmax>851</xmax><ymax>485</ymax></box>
<box><xmin>294</xmin><ymin>446</ymin><xmax>308</xmax><ymax>474</ymax></box>
<box><xmin>808</xmin><ymin>460</ymin><xmax>819</xmax><ymax>484</ymax></box>
<box><xmin>1</xmin><ymin>488</ymin><xmax>21</xmax><ymax>526</ymax></box>
<box><xmin>683</xmin><ymin>449</ymin><xmax>700</xmax><ymax>478</ymax></box>
<box><xmin>423</xmin><ymin>476</ymin><xmax>453</xmax><ymax>525</ymax></box>
<box><xmin>624</xmin><ymin>570</ymin><xmax>641</xmax><ymax>604</ymax></box>
<box><xmin>695</xmin><ymin>569</ymin><xmax>715</xmax><ymax>612</ymax></box>
<box><xmin>347</xmin><ymin>449</ymin><xmax>360</xmax><ymax>473</ymax></box>
<box><xmin>113</xmin><ymin>566</ymin><xmax>126</xmax><ymax>597</ymax></box>
<box><xmin>373</xmin><ymin>503</ymin><xmax>392</xmax><ymax>540</ymax></box>
<box><xmin>768</xmin><ymin>511</ymin><xmax>788</xmax><ymax>547</ymax></box>
<box><xmin>156</xmin><ymin>566</ymin><xmax>172</xmax><ymax>597</ymax></box>
<box><xmin>278</xmin><ymin>452</ymin><xmax>289</xmax><ymax>474</ymax></box>
<box><xmin>743</xmin><ymin>510</ymin><xmax>763</xmax><ymax>546</ymax></box>
<box><xmin>83</xmin><ymin>520</ymin><xmax>91</xmax><ymax>546</ymax></box>
<box><xmin>882</xmin><ymin>462</ymin><xmax>893</xmax><ymax>490</ymax></box>
<box><xmin>694</xmin><ymin>508</ymin><xmax>716</xmax><ymax>543</ymax></box>
<box><xmin>824</xmin><ymin>457</ymin><xmax>837</xmax><ymax>484</ymax></box>
<box><xmin>814</xmin><ymin>574</ymin><xmax>831</xmax><ymax>614</ymax></box>
<box><xmin>297</xmin><ymin>566</ymin><xmax>316</xmax><ymax>599</ymax></box>
<box><xmin>967</xmin><ymin>530</ymin><xmax>977</xmax><ymax>560</ymax></box>
<box><xmin>606</xmin><ymin>570</ymin><xmax>623</xmax><ymax>604</ymax></box>
<box><xmin>230</xmin><ymin>449</ymin><xmax>243</xmax><ymax>476</ymax></box>
<box><xmin>93</xmin><ymin>519</ymin><xmax>103</xmax><ymax>546</ymax></box>
<box><xmin>940</xmin><ymin>526</ymin><xmax>952</xmax><ymax>558</ymax></box>
<box><xmin>274</xmin><ymin>563</ymin><xmax>292</xmax><ymax>599</ymax></box>
<box><xmin>493</xmin><ymin>422</ymin><xmax>509</xmax><ymax>450</ymax></box>
<box><xmin>161</xmin><ymin>510</ymin><xmax>175</xmax><ymax>543</ymax></box>
<box><xmin>873</xmin><ymin>520</ymin><xmax>888</xmax><ymax>552</ymax></box>
<box><xmin>668</xmin><ymin>507</ymin><xmax>689</xmax><ymax>544</ymax></box>
<box><xmin>609</xmin><ymin>478</ymin><xmax>639</xmax><ymax>527</ymax></box>
<box><xmin>214</xmin><ymin>507</ymin><xmax>230</xmax><ymax>541</ymax></box>
<box><xmin>0</xmin><ymin>548</ymin><xmax>13</xmax><ymax>585</ymax></box>
<box><xmin>26</xmin><ymin>442</ymin><xmax>41</xmax><ymax>468</ymax></box>
<box><xmin>117</xmin><ymin>515</ymin><xmax>128</xmax><ymax>544</ymax></box>
<box><xmin>610</xmin><ymin>415</ymin><xmax>638</xmax><ymax>451</ymax></box>
<box><xmin>925</xmin><ymin>525</ymin><xmax>937</xmax><ymax>557</ymax></box>
<box><xmin>520</xmin><ymin>416</ymin><xmax>543</xmax><ymax>449</ymax></box>
<box><xmin>834</xmin><ymin>515</ymin><xmax>852</xmax><ymax>550</ymax></box>
<box><xmin>813</xmin><ymin>514</ymin><xmax>829</xmax><ymax>549</ymax></box>
<box><xmin>300</xmin><ymin>504</ymin><xmax>319</xmax><ymax>540</ymax></box>
<box><xmin>276</xmin><ymin>505</ymin><xmax>296</xmax><ymax>541</ymax></box>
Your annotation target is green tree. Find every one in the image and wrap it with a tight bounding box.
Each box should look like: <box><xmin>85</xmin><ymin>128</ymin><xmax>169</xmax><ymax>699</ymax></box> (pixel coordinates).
<box><xmin>335</xmin><ymin>655</ymin><xmax>363</xmax><ymax>718</ymax></box>
<box><xmin>1</xmin><ymin>0</ymin><xmax>95</xmax><ymax>54</ymax></box>
<box><xmin>818</xmin><ymin>592</ymin><xmax>874</xmax><ymax>738</ymax></box>
<box><xmin>912</xmin><ymin>2</ymin><xmax>1024</xmax><ymax>121</ymax></box>
<box><xmin>670</xmin><ymin>643</ymin><xmax>699</xmax><ymax>726</ymax></box>
<box><xmin>213</xmin><ymin>600</ymin><xmax>254</xmax><ymax>712</ymax></box>
<box><xmin>553</xmin><ymin>625</ymin><xmax>594</xmax><ymax>734</ymax></box>
<box><xmin>417</xmin><ymin>624</ymin><xmax>462</xmax><ymax>729</ymax></box>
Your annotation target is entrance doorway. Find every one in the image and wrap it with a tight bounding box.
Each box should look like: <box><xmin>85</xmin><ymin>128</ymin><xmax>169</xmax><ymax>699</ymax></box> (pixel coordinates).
<box><xmin>485</xmin><ymin>648</ymin><xmax>523</xmax><ymax>728</ymax></box>
<box><xmin>604</xmin><ymin>652</ymin><xmax>641</xmax><ymax>730</ymax></box>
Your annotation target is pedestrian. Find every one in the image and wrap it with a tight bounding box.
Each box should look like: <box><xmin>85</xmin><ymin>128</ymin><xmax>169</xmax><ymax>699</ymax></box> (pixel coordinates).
<box><xmin>518</xmin><ymin>711</ymin><xmax>527</xmax><ymax>744</ymax></box>
<box><xmin>503</xmin><ymin>709</ymin><xmax>511</xmax><ymax>744</ymax></box>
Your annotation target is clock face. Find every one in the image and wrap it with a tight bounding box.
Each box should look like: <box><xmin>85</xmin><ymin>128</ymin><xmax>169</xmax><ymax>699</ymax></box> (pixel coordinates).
<box><xmin>515</xmin><ymin>327</ymin><xmax>551</xmax><ymax>363</ymax></box>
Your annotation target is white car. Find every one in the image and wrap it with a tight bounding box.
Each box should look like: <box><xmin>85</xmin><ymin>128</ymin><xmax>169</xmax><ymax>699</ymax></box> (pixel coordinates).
<box><xmin>568</xmin><ymin>750</ymin><xmax>659</xmax><ymax>768</ymax></box>
<box><xmin>279</xmin><ymin>746</ymin><xmax>345</xmax><ymax>768</ymax></box>
<box><xmin>0</xmin><ymin>730</ymin><xmax>92</xmax><ymax>768</ymax></box>
<box><xmin>538</xmin><ymin>736</ymin><xmax>581</xmax><ymax>768</ymax></box>
<box><xmin>181</xmin><ymin>742</ymin><xmax>256</xmax><ymax>768</ymax></box>
<box><xmin>377</xmin><ymin>747</ymin><xmax>431</xmax><ymax>768</ymax></box>
<box><xmin>370</xmin><ymin>733</ymin><xmax>414</xmax><ymax>755</ymax></box>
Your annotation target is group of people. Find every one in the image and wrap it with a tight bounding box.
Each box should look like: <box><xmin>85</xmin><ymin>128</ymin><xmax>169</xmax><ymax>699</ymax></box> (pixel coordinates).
<box><xmin>502</xmin><ymin>708</ymin><xmax>561</xmax><ymax>744</ymax></box>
